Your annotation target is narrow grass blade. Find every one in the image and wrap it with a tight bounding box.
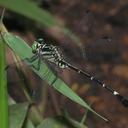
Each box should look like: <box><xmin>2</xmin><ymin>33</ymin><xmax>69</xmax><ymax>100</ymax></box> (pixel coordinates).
<box><xmin>36</xmin><ymin>117</ymin><xmax>75</xmax><ymax>128</ymax></box>
<box><xmin>9</xmin><ymin>102</ymin><xmax>30</xmax><ymax>128</ymax></box>
<box><xmin>0</xmin><ymin>0</ymin><xmax>83</xmax><ymax>52</ymax></box>
<box><xmin>2</xmin><ymin>32</ymin><xmax>108</xmax><ymax>121</ymax></box>
<box><xmin>64</xmin><ymin>111</ymin><xmax>88</xmax><ymax>128</ymax></box>
<box><xmin>0</xmin><ymin>36</ymin><xmax>8</xmax><ymax>128</ymax></box>
<box><xmin>80</xmin><ymin>104</ymin><xmax>92</xmax><ymax>125</ymax></box>
<box><xmin>37</xmin><ymin>116</ymin><xmax>87</xmax><ymax>128</ymax></box>
<box><xmin>36</xmin><ymin>118</ymin><xmax>64</xmax><ymax>128</ymax></box>
<box><xmin>24</xmin><ymin>120</ymin><xmax>35</xmax><ymax>128</ymax></box>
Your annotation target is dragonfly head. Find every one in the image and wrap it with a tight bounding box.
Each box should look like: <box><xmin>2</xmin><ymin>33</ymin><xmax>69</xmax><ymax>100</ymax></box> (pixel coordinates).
<box><xmin>32</xmin><ymin>38</ymin><xmax>45</xmax><ymax>54</ymax></box>
<box><xmin>32</xmin><ymin>41</ymin><xmax>38</xmax><ymax>54</ymax></box>
<box><xmin>37</xmin><ymin>38</ymin><xmax>45</xmax><ymax>44</ymax></box>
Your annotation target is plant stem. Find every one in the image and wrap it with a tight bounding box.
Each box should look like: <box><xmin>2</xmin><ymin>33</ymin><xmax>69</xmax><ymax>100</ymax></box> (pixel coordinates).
<box><xmin>0</xmin><ymin>33</ymin><xmax>8</xmax><ymax>128</ymax></box>
<box><xmin>0</xmin><ymin>8</ymin><xmax>5</xmax><ymax>23</ymax></box>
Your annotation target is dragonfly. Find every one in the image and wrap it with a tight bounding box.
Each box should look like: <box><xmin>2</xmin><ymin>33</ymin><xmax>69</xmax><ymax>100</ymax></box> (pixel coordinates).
<box><xmin>27</xmin><ymin>38</ymin><xmax>128</xmax><ymax>107</ymax></box>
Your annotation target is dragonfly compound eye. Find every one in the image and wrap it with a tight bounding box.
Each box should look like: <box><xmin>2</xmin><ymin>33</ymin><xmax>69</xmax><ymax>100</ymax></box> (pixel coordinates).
<box><xmin>37</xmin><ymin>38</ymin><xmax>44</xmax><ymax>44</ymax></box>
<box><xmin>32</xmin><ymin>43</ymin><xmax>38</xmax><ymax>54</ymax></box>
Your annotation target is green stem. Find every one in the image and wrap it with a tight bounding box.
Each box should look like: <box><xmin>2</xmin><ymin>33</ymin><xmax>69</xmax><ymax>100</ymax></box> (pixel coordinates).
<box><xmin>0</xmin><ymin>8</ymin><xmax>5</xmax><ymax>23</ymax></box>
<box><xmin>0</xmin><ymin>34</ymin><xmax>8</xmax><ymax>128</ymax></box>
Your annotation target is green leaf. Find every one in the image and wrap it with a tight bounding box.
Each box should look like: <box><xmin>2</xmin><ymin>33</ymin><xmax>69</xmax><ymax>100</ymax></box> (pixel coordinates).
<box><xmin>0</xmin><ymin>0</ymin><xmax>83</xmax><ymax>49</ymax></box>
<box><xmin>24</xmin><ymin>120</ymin><xmax>35</xmax><ymax>128</ymax></box>
<box><xmin>2</xmin><ymin>32</ymin><xmax>108</xmax><ymax>122</ymax></box>
<box><xmin>63</xmin><ymin>110</ymin><xmax>88</xmax><ymax>128</ymax></box>
<box><xmin>9</xmin><ymin>102</ymin><xmax>30</xmax><ymax>128</ymax></box>
<box><xmin>37</xmin><ymin>116</ymin><xmax>87</xmax><ymax>128</ymax></box>
<box><xmin>0</xmin><ymin>0</ymin><xmax>57</xmax><ymax>27</ymax></box>
<box><xmin>65</xmin><ymin>116</ymin><xmax>88</xmax><ymax>128</ymax></box>
<box><xmin>0</xmin><ymin>36</ymin><xmax>8</xmax><ymax>128</ymax></box>
<box><xmin>37</xmin><ymin>117</ymin><xmax>75</xmax><ymax>128</ymax></box>
<box><xmin>37</xmin><ymin>118</ymin><xmax>66</xmax><ymax>128</ymax></box>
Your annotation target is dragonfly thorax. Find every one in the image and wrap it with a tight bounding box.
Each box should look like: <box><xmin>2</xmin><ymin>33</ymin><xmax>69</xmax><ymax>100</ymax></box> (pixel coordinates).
<box><xmin>32</xmin><ymin>40</ymin><xmax>68</xmax><ymax>69</ymax></box>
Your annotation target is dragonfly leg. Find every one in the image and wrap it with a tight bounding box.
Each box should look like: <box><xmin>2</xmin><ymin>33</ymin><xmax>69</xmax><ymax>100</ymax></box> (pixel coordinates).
<box><xmin>33</xmin><ymin>50</ymin><xmax>42</xmax><ymax>71</ymax></box>
<box><xmin>28</xmin><ymin>59</ymin><xmax>41</xmax><ymax>71</ymax></box>
<box><xmin>49</xmin><ymin>66</ymin><xmax>58</xmax><ymax>86</ymax></box>
<box><xmin>25</xmin><ymin>53</ymin><xmax>42</xmax><ymax>71</ymax></box>
<box><xmin>5</xmin><ymin>54</ymin><xmax>39</xmax><ymax>70</ymax></box>
<box><xmin>26</xmin><ymin>53</ymin><xmax>38</xmax><ymax>63</ymax></box>
<box><xmin>35</xmin><ymin>55</ymin><xmax>41</xmax><ymax>71</ymax></box>
<box><xmin>50</xmin><ymin>76</ymin><xmax>58</xmax><ymax>86</ymax></box>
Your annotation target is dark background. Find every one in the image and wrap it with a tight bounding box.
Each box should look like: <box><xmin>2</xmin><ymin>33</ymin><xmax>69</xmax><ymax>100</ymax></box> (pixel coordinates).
<box><xmin>5</xmin><ymin>0</ymin><xmax>128</xmax><ymax>128</ymax></box>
